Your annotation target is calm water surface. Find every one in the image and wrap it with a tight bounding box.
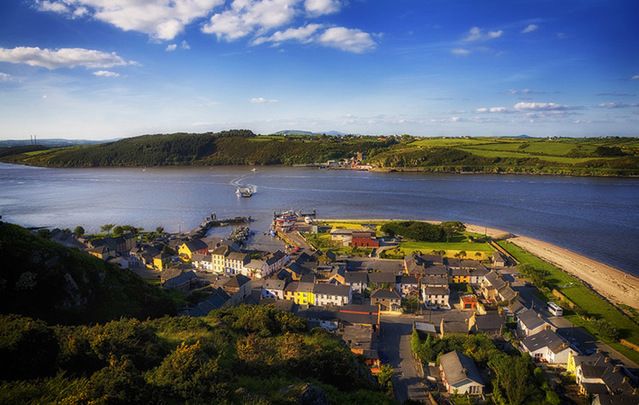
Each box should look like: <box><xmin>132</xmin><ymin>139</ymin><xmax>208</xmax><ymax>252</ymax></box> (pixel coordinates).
<box><xmin>1</xmin><ymin>163</ymin><xmax>638</xmax><ymax>275</ymax></box>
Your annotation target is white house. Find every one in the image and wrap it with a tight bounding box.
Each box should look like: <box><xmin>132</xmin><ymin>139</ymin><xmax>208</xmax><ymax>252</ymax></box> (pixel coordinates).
<box><xmin>344</xmin><ymin>271</ymin><xmax>368</xmax><ymax>294</ymax></box>
<box><xmin>440</xmin><ymin>351</ymin><xmax>484</xmax><ymax>395</ymax></box>
<box><xmin>313</xmin><ymin>284</ymin><xmax>352</xmax><ymax>307</ymax></box>
<box><xmin>423</xmin><ymin>286</ymin><xmax>450</xmax><ymax>309</ymax></box>
<box><xmin>520</xmin><ymin>329</ymin><xmax>575</xmax><ymax>364</ymax></box>
<box><xmin>517</xmin><ymin>308</ymin><xmax>553</xmax><ymax>337</ymax></box>
<box><xmin>261</xmin><ymin>279</ymin><xmax>286</xmax><ymax>300</ymax></box>
<box><xmin>225</xmin><ymin>252</ymin><xmax>250</xmax><ymax>275</ymax></box>
<box><xmin>192</xmin><ymin>253</ymin><xmax>213</xmax><ymax>272</ymax></box>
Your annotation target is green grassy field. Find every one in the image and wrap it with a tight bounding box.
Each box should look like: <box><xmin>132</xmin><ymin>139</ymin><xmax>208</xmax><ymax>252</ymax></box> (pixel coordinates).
<box><xmin>498</xmin><ymin>241</ymin><xmax>639</xmax><ymax>364</ymax></box>
<box><xmin>388</xmin><ymin>240</ymin><xmax>494</xmax><ymax>260</ymax></box>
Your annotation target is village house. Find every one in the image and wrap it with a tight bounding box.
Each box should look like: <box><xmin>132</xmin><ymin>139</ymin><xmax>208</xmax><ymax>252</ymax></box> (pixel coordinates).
<box><xmin>87</xmin><ymin>245</ymin><xmax>115</xmax><ymax>260</ymax></box>
<box><xmin>344</xmin><ymin>271</ymin><xmax>369</xmax><ymax>293</ymax></box>
<box><xmin>163</xmin><ymin>270</ymin><xmax>199</xmax><ymax>292</ymax></box>
<box><xmin>219</xmin><ymin>274</ymin><xmax>252</xmax><ymax>305</ymax></box>
<box><xmin>422</xmin><ymin>274</ymin><xmax>448</xmax><ymax>287</ymax></box>
<box><xmin>480</xmin><ymin>270</ymin><xmax>516</xmax><ymax>302</ymax></box>
<box><xmin>370</xmin><ymin>289</ymin><xmax>401</xmax><ymax>313</ymax></box>
<box><xmin>469</xmin><ymin>267</ymin><xmax>490</xmax><ymax>285</ymax></box>
<box><xmin>152</xmin><ymin>252</ymin><xmax>172</xmax><ymax>271</ymax></box>
<box><xmin>520</xmin><ymin>329</ymin><xmax>575</xmax><ymax>364</ymax></box>
<box><xmin>336</xmin><ymin>304</ymin><xmax>381</xmax><ymax>331</ymax></box>
<box><xmin>88</xmin><ymin>234</ymin><xmax>136</xmax><ymax>257</ymax></box>
<box><xmin>330</xmin><ymin>228</ymin><xmax>353</xmax><ymax>246</ymax></box>
<box><xmin>192</xmin><ymin>253</ymin><xmax>213</xmax><ymax>272</ymax></box>
<box><xmin>396</xmin><ymin>275</ymin><xmax>419</xmax><ymax>297</ymax></box>
<box><xmin>285</xmin><ymin>280</ymin><xmax>315</xmax><ymax>305</ymax></box>
<box><xmin>517</xmin><ymin>308</ymin><xmax>553</xmax><ymax>337</ymax></box>
<box><xmin>368</xmin><ymin>272</ymin><xmax>397</xmax><ymax>289</ymax></box>
<box><xmin>341</xmin><ymin>324</ymin><xmax>381</xmax><ymax>374</ymax></box>
<box><xmin>210</xmin><ymin>244</ymin><xmax>230</xmax><ymax>274</ymax></box>
<box><xmin>439</xmin><ymin>351</ymin><xmax>485</xmax><ymax>395</ymax></box>
<box><xmin>313</xmin><ymin>283</ymin><xmax>352</xmax><ymax>306</ymax></box>
<box><xmin>449</xmin><ymin>268</ymin><xmax>471</xmax><ymax>284</ymax></box>
<box><xmin>244</xmin><ymin>259</ymin><xmax>266</xmax><ymax>278</ymax></box>
<box><xmin>178</xmin><ymin>239</ymin><xmax>209</xmax><ymax>261</ymax></box>
<box><xmin>261</xmin><ymin>279</ymin><xmax>286</xmax><ymax>300</ymax></box>
<box><xmin>225</xmin><ymin>251</ymin><xmax>250</xmax><ymax>275</ymax></box>
<box><xmin>573</xmin><ymin>354</ymin><xmax>639</xmax><ymax>402</ymax></box>
<box><xmin>327</xmin><ymin>265</ymin><xmax>347</xmax><ymax>285</ymax></box>
<box><xmin>460</xmin><ymin>294</ymin><xmax>478</xmax><ymax>311</ymax></box>
<box><xmin>491</xmin><ymin>251</ymin><xmax>507</xmax><ymax>267</ymax></box>
<box><xmin>350</xmin><ymin>230</ymin><xmax>380</xmax><ymax>248</ymax></box>
<box><xmin>186</xmin><ymin>287</ymin><xmax>230</xmax><ymax>316</ymax></box>
<box><xmin>422</xmin><ymin>285</ymin><xmax>450</xmax><ymax>309</ymax></box>
<box><xmin>263</xmin><ymin>250</ymin><xmax>288</xmax><ymax>276</ymax></box>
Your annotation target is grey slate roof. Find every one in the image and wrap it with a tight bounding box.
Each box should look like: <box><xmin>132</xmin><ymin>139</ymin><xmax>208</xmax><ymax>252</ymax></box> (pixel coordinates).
<box><xmin>163</xmin><ymin>270</ymin><xmax>198</xmax><ymax>289</ymax></box>
<box><xmin>521</xmin><ymin>329</ymin><xmax>569</xmax><ymax>353</ymax></box>
<box><xmin>440</xmin><ymin>351</ymin><xmax>484</xmax><ymax>387</ymax></box>
<box><xmin>188</xmin><ymin>287</ymin><xmax>230</xmax><ymax>316</ymax></box>
<box><xmin>263</xmin><ymin>279</ymin><xmax>286</xmax><ymax>291</ymax></box>
<box><xmin>371</xmin><ymin>288</ymin><xmax>401</xmax><ymax>300</ymax></box>
<box><xmin>313</xmin><ymin>283</ymin><xmax>350</xmax><ymax>297</ymax></box>
<box><xmin>518</xmin><ymin>308</ymin><xmax>547</xmax><ymax>331</ymax></box>
<box><xmin>368</xmin><ymin>272</ymin><xmax>397</xmax><ymax>284</ymax></box>
<box><xmin>425</xmin><ymin>286</ymin><xmax>450</xmax><ymax>296</ymax></box>
<box><xmin>344</xmin><ymin>271</ymin><xmax>369</xmax><ymax>284</ymax></box>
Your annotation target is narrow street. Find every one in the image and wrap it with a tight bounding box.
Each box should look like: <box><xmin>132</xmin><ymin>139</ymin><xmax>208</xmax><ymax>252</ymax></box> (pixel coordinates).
<box><xmin>379</xmin><ymin>315</ymin><xmax>428</xmax><ymax>404</ymax></box>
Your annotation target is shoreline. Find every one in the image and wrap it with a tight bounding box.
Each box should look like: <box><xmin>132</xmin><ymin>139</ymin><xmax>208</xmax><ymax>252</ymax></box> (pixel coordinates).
<box><xmin>2</xmin><ymin>161</ymin><xmax>638</xmax><ymax>178</ymax></box>
<box><xmin>318</xmin><ymin>218</ymin><xmax>639</xmax><ymax>310</ymax></box>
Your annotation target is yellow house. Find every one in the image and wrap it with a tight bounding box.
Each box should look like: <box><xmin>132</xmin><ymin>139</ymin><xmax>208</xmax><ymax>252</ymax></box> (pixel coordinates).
<box><xmin>178</xmin><ymin>239</ymin><xmax>208</xmax><ymax>261</ymax></box>
<box><xmin>152</xmin><ymin>254</ymin><xmax>170</xmax><ymax>271</ymax></box>
<box><xmin>283</xmin><ymin>281</ymin><xmax>315</xmax><ymax>305</ymax></box>
<box><xmin>450</xmin><ymin>268</ymin><xmax>471</xmax><ymax>284</ymax></box>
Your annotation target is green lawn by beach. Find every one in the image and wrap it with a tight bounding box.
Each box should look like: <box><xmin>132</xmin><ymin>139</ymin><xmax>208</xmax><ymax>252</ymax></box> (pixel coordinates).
<box><xmin>498</xmin><ymin>241</ymin><xmax>639</xmax><ymax>364</ymax></box>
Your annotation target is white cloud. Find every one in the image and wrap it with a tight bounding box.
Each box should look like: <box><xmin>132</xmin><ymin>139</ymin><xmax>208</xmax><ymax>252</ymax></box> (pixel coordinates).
<box><xmin>304</xmin><ymin>0</ymin><xmax>340</xmax><ymax>16</ymax></box>
<box><xmin>165</xmin><ymin>44</ymin><xmax>178</xmax><ymax>52</ymax></box>
<box><xmin>0</xmin><ymin>72</ymin><xmax>13</xmax><ymax>82</ymax></box>
<box><xmin>0</xmin><ymin>47</ymin><xmax>134</xmax><ymax>70</ymax></box>
<box><xmin>476</xmin><ymin>106</ymin><xmax>508</xmax><ymax>113</ymax></box>
<box><xmin>451</xmin><ymin>48</ymin><xmax>470</xmax><ymax>56</ymax></box>
<box><xmin>514</xmin><ymin>102</ymin><xmax>570</xmax><ymax>111</ymax></box>
<box><xmin>166</xmin><ymin>41</ymin><xmax>190</xmax><ymax>51</ymax></box>
<box><xmin>632</xmin><ymin>75</ymin><xmax>639</xmax><ymax>80</ymax></box>
<box><xmin>464</xmin><ymin>26</ymin><xmax>503</xmax><ymax>42</ymax></box>
<box><xmin>252</xmin><ymin>23</ymin><xmax>323</xmax><ymax>45</ymax></box>
<box><xmin>180</xmin><ymin>40</ymin><xmax>191</xmax><ymax>50</ymax></box>
<box><xmin>202</xmin><ymin>0</ymin><xmax>299</xmax><ymax>41</ymax></box>
<box><xmin>35</xmin><ymin>0</ymin><xmax>225</xmax><ymax>40</ymax></box>
<box><xmin>521</xmin><ymin>24</ymin><xmax>538</xmax><ymax>34</ymax></box>
<box><xmin>598</xmin><ymin>102</ymin><xmax>638</xmax><ymax>109</ymax></box>
<box><xmin>318</xmin><ymin>27</ymin><xmax>376</xmax><ymax>53</ymax></box>
<box><xmin>92</xmin><ymin>70</ymin><xmax>120</xmax><ymax>77</ymax></box>
<box><xmin>250</xmin><ymin>97</ymin><xmax>278</xmax><ymax>104</ymax></box>
<box><xmin>37</xmin><ymin>0</ymin><xmax>70</xmax><ymax>13</ymax></box>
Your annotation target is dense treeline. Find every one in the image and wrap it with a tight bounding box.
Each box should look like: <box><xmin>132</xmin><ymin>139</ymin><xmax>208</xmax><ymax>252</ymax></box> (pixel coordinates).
<box><xmin>0</xmin><ymin>222</ymin><xmax>177</xmax><ymax>324</ymax></box>
<box><xmin>0</xmin><ymin>307</ymin><xmax>392</xmax><ymax>404</ymax></box>
<box><xmin>411</xmin><ymin>331</ymin><xmax>561</xmax><ymax>405</ymax></box>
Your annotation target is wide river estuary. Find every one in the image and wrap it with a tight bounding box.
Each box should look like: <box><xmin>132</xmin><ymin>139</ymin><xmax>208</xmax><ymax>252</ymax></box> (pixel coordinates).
<box><xmin>1</xmin><ymin>163</ymin><xmax>638</xmax><ymax>276</ymax></box>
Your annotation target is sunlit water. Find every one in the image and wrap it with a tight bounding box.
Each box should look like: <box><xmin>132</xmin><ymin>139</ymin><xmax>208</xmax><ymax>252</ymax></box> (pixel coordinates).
<box><xmin>1</xmin><ymin>163</ymin><xmax>638</xmax><ymax>275</ymax></box>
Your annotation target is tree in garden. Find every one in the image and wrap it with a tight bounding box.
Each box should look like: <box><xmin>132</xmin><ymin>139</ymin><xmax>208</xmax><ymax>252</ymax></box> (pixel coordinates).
<box><xmin>73</xmin><ymin>226</ymin><xmax>85</xmax><ymax>237</ymax></box>
<box><xmin>100</xmin><ymin>224</ymin><xmax>115</xmax><ymax>234</ymax></box>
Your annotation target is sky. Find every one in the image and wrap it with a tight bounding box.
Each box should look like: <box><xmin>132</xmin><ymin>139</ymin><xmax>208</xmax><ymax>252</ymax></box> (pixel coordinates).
<box><xmin>0</xmin><ymin>0</ymin><xmax>638</xmax><ymax>139</ymax></box>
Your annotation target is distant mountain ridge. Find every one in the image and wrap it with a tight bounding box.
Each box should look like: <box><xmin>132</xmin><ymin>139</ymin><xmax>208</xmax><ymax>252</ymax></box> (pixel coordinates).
<box><xmin>0</xmin><ymin>138</ymin><xmax>112</xmax><ymax>147</ymax></box>
<box><xmin>275</xmin><ymin>129</ymin><xmax>348</xmax><ymax>136</ymax></box>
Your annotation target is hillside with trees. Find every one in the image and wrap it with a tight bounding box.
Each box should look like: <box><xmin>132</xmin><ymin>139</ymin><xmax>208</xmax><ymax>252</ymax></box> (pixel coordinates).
<box><xmin>0</xmin><ymin>307</ymin><xmax>392</xmax><ymax>404</ymax></box>
<box><xmin>1</xmin><ymin>131</ymin><xmax>638</xmax><ymax>176</ymax></box>
<box><xmin>0</xmin><ymin>222</ymin><xmax>178</xmax><ymax>324</ymax></box>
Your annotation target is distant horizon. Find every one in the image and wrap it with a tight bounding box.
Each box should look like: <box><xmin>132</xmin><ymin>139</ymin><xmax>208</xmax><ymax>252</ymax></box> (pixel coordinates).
<box><xmin>2</xmin><ymin>130</ymin><xmax>639</xmax><ymax>144</ymax></box>
<box><xmin>1</xmin><ymin>1</ymin><xmax>638</xmax><ymax>139</ymax></box>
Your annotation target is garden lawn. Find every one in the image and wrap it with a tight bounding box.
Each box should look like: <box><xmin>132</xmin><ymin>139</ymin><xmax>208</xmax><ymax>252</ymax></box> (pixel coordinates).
<box><xmin>390</xmin><ymin>240</ymin><xmax>494</xmax><ymax>260</ymax></box>
<box><xmin>498</xmin><ymin>241</ymin><xmax>639</xmax><ymax>365</ymax></box>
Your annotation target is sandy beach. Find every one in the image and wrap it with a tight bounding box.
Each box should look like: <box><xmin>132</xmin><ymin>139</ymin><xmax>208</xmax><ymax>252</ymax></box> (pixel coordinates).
<box><xmin>508</xmin><ymin>235</ymin><xmax>639</xmax><ymax>310</ymax></box>
<box><xmin>320</xmin><ymin>218</ymin><xmax>639</xmax><ymax>310</ymax></box>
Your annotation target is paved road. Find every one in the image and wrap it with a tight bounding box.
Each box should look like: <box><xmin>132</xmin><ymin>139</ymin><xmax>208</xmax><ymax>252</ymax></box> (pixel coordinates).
<box><xmin>379</xmin><ymin>315</ymin><xmax>428</xmax><ymax>404</ymax></box>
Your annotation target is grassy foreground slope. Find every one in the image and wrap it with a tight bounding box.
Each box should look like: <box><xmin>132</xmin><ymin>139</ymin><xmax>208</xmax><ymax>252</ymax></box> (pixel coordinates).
<box><xmin>0</xmin><ymin>222</ymin><xmax>178</xmax><ymax>324</ymax></box>
<box><xmin>0</xmin><ymin>307</ymin><xmax>392</xmax><ymax>404</ymax></box>
<box><xmin>1</xmin><ymin>131</ymin><xmax>638</xmax><ymax>176</ymax></box>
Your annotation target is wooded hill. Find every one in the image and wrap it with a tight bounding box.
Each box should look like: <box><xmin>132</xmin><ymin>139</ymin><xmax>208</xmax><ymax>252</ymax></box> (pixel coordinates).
<box><xmin>0</xmin><ymin>222</ymin><xmax>178</xmax><ymax>324</ymax></box>
<box><xmin>2</xmin><ymin>131</ymin><xmax>638</xmax><ymax>176</ymax></box>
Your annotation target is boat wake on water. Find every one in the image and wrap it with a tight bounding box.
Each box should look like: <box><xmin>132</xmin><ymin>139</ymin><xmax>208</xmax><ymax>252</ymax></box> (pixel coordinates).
<box><xmin>230</xmin><ymin>170</ymin><xmax>258</xmax><ymax>198</ymax></box>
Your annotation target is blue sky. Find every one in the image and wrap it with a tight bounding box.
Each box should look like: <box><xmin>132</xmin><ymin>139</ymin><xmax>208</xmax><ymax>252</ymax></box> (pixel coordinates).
<box><xmin>0</xmin><ymin>0</ymin><xmax>638</xmax><ymax>139</ymax></box>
